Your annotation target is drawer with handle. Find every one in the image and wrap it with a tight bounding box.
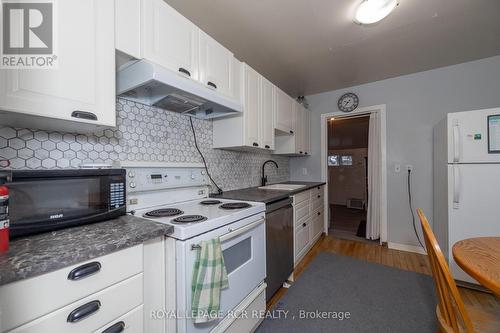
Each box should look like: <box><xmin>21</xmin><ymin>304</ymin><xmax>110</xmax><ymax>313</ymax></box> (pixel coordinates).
<box><xmin>0</xmin><ymin>245</ymin><xmax>143</xmax><ymax>331</ymax></box>
<box><xmin>8</xmin><ymin>274</ymin><xmax>143</xmax><ymax>333</ymax></box>
<box><xmin>294</xmin><ymin>199</ymin><xmax>310</xmax><ymax>226</ymax></box>
<box><xmin>310</xmin><ymin>185</ymin><xmax>324</xmax><ymax>199</ymax></box>
<box><xmin>292</xmin><ymin>190</ymin><xmax>310</xmax><ymax>205</ymax></box>
<box><xmin>93</xmin><ymin>305</ymin><xmax>143</xmax><ymax>333</ymax></box>
<box><xmin>311</xmin><ymin>196</ymin><xmax>324</xmax><ymax>212</ymax></box>
<box><xmin>294</xmin><ymin>219</ymin><xmax>310</xmax><ymax>258</ymax></box>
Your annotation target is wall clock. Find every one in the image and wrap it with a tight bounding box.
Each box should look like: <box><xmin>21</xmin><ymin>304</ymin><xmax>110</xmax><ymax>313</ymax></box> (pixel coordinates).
<box><xmin>337</xmin><ymin>93</ymin><xmax>359</xmax><ymax>112</ymax></box>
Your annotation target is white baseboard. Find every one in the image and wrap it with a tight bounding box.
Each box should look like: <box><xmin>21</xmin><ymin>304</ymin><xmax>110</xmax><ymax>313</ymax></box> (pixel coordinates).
<box><xmin>388</xmin><ymin>242</ymin><xmax>427</xmax><ymax>255</ymax></box>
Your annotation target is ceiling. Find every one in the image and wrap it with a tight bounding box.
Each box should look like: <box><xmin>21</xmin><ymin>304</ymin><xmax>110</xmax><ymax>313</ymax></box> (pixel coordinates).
<box><xmin>165</xmin><ymin>0</ymin><xmax>500</xmax><ymax>97</ymax></box>
<box><xmin>328</xmin><ymin>116</ymin><xmax>370</xmax><ymax>150</ymax></box>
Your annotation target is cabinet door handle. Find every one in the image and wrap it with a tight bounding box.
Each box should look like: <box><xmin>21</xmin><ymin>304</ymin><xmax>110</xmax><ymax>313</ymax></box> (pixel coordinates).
<box><xmin>178</xmin><ymin>67</ymin><xmax>191</xmax><ymax>77</ymax></box>
<box><xmin>299</xmin><ymin>151</ymin><xmax>303</xmax><ymax>154</ymax></box>
<box><xmin>207</xmin><ymin>81</ymin><xmax>217</xmax><ymax>89</ymax></box>
<box><xmin>253</xmin><ymin>142</ymin><xmax>259</xmax><ymax>147</ymax></box>
<box><xmin>305</xmin><ymin>152</ymin><xmax>308</xmax><ymax>155</ymax></box>
<box><xmin>71</xmin><ymin>111</ymin><xmax>97</xmax><ymax>121</ymax></box>
<box><xmin>102</xmin><ymin>321</ymin><xmax>126</xmax><ymax>333</ymax></box>
<box><xmin>317</xmin><ymin>212</ymin><xmax>321</xmax><ymax>215</ymax></box>
<box><xmin>265</xmin><ymin>145</ymin><xmax>270</xmax><ymax>149</ymax></box>
<box><xmin>290</xmin><ymin>130</ymin><xmax>294</xmax><ymax>134</ymax></box>
<box><xmin>302</xmin><ymin>222</ymin><xmax>307</xmax><ymax>227</ymax></box>
<box><xmin>67</xmin><ymin>300</ymin><xmax>101</xmax><ymax>323</ymax></box>
<box><xmin>317</xmin><ymin>195</ymin><xmax>321</xmax><ymax>198</ymax></box>
<box><xmin>68</xmin><ymin>262</ymin><xmax>101</xmax><ymax>281</ymax></box>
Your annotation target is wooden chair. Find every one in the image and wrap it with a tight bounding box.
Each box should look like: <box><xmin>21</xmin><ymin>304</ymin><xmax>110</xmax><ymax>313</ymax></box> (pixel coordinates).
<box><xmin>417</xmin><ymin>209</ymin><xmax>500</xmax><ymax>333</ymax></box>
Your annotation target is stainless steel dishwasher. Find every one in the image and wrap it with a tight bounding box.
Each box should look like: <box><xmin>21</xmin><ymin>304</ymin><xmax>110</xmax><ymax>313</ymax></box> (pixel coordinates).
<box><xmin>265</xmin><ymin>197</ymin><xmax>294</xmax><ymax>300</ymax></box>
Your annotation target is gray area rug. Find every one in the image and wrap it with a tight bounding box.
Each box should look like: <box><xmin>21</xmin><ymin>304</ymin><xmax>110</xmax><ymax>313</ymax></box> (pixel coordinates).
<box><xmin>256</xmin><ymin>252</ymin><xmax>437</xmax><ymax>332</ymax></box>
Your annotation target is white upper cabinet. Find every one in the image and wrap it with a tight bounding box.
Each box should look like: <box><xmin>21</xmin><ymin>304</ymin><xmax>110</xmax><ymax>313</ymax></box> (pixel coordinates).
<box><xmin>303</xmin><ymin>106</ymin><xmax>311</xmax><ymax>155</ymax></box>
<box><xmin>274</xmin><ymin>102</ymin><xmax>310</xmax><ymax>156</ymax></box>
<box><xmin>199</xmin><ymin>31</ymin><xmax>239</xmax><ymax>101</ymax></box>
<box><xmin>275</xmin><ymin>88</ymin><xmax>295</xmax><ymax>134</ymax></box>
<box><xmin>296</xmin><ymin>104</ymin><xmax>310</xmax><ymax>155</ymax></box>
<box><xmin>260</xmin><ymin>77</ymin><xmax>275</xmax><ymax>150</ymax></box>
<box><xmin>142</xmin><ymin>0</ymin><xmax>199</xmax><ymax>80</ymax></box>
<box><xmin>0</xmin><ymin>0</ymin><xmax>115</xmax><ymax>132</ymax></box>
<box><xmin>244</xmin><ymin>65</ymin><xmax>261</xmax><ymax>147</ymax></box>
<box><xmin>115</xmin><ymin>0</ymin><xmax>141</xmax><ymax>59</ymax></box>
<box><xmin>212</xmin><ymin>63</ymin><xmax>275</xmax><ymax>151</ymax></box>
<box><xmin>294</xmin><ymin>104</ymin><xmax>305</xmax><ymax>154</ymax></box>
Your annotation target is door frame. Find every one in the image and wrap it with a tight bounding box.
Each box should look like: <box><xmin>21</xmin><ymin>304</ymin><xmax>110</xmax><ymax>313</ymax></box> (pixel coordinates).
<box><xmin>320</xmin><ymin>104</ymin><xmax>387</xmax><ymax>244</ymax></box>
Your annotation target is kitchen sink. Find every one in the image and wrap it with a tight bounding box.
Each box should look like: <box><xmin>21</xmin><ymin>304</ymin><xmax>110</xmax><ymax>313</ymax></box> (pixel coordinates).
<box><xmin>258</xmin><ymin>184</ymin><xmax>306</xmax><ymax>191</ymax></box>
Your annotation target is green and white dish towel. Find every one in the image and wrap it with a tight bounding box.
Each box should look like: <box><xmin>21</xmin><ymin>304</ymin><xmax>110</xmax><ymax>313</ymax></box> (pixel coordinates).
<box><xmin>191</xmin><ymin>238</ymin><xmax>229</xmax><ymax>323</ymax></box>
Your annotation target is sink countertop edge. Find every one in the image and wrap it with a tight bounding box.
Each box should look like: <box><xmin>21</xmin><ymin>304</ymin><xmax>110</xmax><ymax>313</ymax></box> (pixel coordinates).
<box><xmin>212</xmin><ymin>181</ymin><xmax>326</xmax><ymax>204</ymax></box>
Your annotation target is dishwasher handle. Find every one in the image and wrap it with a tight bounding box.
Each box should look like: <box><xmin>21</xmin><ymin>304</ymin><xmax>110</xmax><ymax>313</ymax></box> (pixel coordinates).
<box><xmin>266</xmin><ymin>197</ymin><xmax>293</xmax><ymax>213</ymax></box>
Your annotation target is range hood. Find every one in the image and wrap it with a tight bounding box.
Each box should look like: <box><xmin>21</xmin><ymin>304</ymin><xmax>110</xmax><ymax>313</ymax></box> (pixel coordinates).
<box><xmin>117</xmin><ymin>60</ymin><xmax>242</xmax><ymax>119</ymax></box>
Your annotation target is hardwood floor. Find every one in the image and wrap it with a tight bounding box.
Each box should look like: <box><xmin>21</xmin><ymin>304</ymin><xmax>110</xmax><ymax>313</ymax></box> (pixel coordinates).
<box><xmin>267</xmin><ymin>234</ymin><xmax>500</xmax><ymax>315</ymax></box>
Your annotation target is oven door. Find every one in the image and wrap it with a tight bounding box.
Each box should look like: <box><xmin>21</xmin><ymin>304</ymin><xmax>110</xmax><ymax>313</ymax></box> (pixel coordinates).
<box><xmin>176</xmin><ymin>213</ymin><xmax>266</xmax><ymax>333</ymax></box>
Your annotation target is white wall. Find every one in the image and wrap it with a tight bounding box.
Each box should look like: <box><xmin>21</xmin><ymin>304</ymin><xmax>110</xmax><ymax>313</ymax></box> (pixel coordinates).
<box><xmin>290</xmin><ymin>55</ymin><xmax>500</xmax><ymax>247</ymax></box>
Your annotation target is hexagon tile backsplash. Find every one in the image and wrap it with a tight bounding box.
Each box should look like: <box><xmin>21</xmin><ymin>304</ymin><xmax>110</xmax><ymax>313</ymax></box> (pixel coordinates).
<box><xmin>0</xmin><ymin>98</ymin><xmax>289</xmax><ymax>191</ymax></box>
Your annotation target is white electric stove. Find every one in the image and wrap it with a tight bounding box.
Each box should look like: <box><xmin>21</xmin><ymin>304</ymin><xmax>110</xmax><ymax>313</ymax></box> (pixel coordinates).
<box><xmin>133</xmin><ymin>198</ymin><xmax>264</xmax><ymax>240</ymax></box>
<box><xmin>124</xmin><ymin>163</ymin><xmax>267</xmax><ymax>333</ymax></box>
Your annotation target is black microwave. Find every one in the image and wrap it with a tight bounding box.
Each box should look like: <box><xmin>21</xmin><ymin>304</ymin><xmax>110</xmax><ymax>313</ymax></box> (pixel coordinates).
<box><xmin>3</xmin><ymin>169</ymin><xmax>126</xmax><ymax>238</ymax></box>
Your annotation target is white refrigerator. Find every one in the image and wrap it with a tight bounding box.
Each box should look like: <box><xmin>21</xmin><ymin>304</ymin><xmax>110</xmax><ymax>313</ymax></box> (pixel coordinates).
<box><xmin>434</xmin><ymin>107</ymin><xmax>500</xmax><ymax>284</ymax></box>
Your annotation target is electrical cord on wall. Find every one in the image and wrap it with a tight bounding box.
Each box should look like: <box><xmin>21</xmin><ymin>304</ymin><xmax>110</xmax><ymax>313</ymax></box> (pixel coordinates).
<box><xmin>189</xmin><ymin>117</ymin><xmax>223</xmax><ymax>195</ymax></box>
<box><xmin>407</xmin><ymin>169</ymin><xmax>425</xmax><ymax>249</ymax></box>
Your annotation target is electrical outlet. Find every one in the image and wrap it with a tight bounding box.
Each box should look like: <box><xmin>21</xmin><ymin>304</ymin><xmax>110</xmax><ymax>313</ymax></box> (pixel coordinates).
<box><xmin>302</xmin><ymin>168</ymin><xmax>308</xmax><ymax>175</ymax></box>
<box><xmin>406</xmin><ymin>165</ymin><xmax>414</xmax><ymax>172</ymax></box>
<box><xmin>394</xmin><ymin>164</ymin><xmax>401</xmax><ymax>173</ymax></box>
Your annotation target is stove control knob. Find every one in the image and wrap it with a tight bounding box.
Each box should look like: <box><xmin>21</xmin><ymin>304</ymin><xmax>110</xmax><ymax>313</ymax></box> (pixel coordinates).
<box><xmin>128</xmin><ymin>171</ymin><xmax>135</xmax><ymax>178</ymax></box>
<box><xmin>201</xmin><ymin>170</ymin><xmax>206</xmax><ymax>175</ymax></box>
<box><xmin>129</xmin><ymin>182</ymin><xmax>136</xmax><ymax>188</ymax></box>
<box><xmin>191</xmin><ymin>173</ymin><xmax>196</xmax><ymax>180</ymax></box>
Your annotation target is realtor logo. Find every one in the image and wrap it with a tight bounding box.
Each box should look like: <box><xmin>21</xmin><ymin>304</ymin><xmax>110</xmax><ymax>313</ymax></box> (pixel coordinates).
<box><xmin>1</xmin><ymin>0</ymin><xmax>57</xmax><ymax>68</ymax></box>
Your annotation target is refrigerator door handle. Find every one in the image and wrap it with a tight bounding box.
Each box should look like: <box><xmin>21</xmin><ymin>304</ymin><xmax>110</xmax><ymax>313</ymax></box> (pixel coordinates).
<box><xmin>453</xmin><ymin>164</ymin><xmax>460</xmax><ymax>209</ymax></box>
<box><xmin>453</xmin><ymin>121</ymin><xmax>460</xmax><ymax>162</ymax></box>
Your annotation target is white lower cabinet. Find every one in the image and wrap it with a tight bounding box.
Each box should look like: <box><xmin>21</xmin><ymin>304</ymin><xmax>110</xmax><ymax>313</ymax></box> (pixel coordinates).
<box><xmin>94</xmin><ymin>305</ymin><xmax>144</xmax><ymax>333</ymax></box>
<box><xmin>293</xmin><ymin>185</ymin><xmax>326</xmax><ymax>265</ymax></box>
<box><xmin>0</xmin><ymin>237</ymin><xmax>172</xmax><ymax>333</ymax></box>
<box><xmin>295</xmin><ymin>220</ymin><xmax>311</xmax><ymax>260</ymax></box>
<box><xmin>9</xmin><ymin>274</ymin><xmax>143</xmax><ymax>333</ymax></box>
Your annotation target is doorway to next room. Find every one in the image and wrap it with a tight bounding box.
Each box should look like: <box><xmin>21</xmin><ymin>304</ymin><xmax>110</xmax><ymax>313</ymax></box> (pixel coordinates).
<box><xmin>327</xmin><ymin>116</ymin><xmax>377</xmax><ymax>243</ymax></box>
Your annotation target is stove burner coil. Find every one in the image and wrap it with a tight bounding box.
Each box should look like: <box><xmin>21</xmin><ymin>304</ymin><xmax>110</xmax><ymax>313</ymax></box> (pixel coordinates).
<box><xmin>219</xmin><ymin>202</ymin><xmax>252</xmax><ymax>210</ymax></box>
<box><xmin>172</xmin><ymin>215</ymin><xmax>208</xmax><ymax>224</ymax></box>
<box><xmin>144</xmin><ymin>208</ymin><xmax>183</xmax><ymax>218</ymax></box>
<box><xmin>200</xmin><ymin>200</ymin><xmax>222</xmax><ymax>205</ymax></box>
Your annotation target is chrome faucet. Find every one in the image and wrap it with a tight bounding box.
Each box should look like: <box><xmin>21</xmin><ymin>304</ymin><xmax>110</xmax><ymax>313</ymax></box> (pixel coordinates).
<box><xmin>261</xmin><ymin>160</ymin><xmax>279</xmax><ymax>186</ymax></box>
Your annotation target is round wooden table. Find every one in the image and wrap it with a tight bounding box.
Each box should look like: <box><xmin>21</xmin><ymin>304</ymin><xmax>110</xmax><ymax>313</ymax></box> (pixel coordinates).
<box><xmin>452</xmin><ymin>237</ymin><xmax>500</xmax><ymax>296</ymax></box>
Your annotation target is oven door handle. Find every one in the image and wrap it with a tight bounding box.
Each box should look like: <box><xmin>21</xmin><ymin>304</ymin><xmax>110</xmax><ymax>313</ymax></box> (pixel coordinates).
<box><xmin>191</xmin><ymin>218</ymin><xmax>264</xmax><ymax>251</ymax></box>
<box><xmin>220</xmin><ymin>218</ymin><xmax>264</xmax><ymax>243</ymax></box>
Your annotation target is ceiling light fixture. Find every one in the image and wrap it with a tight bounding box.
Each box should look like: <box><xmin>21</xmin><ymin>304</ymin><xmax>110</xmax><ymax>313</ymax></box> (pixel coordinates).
<box><xmin>354</xmin><ymin>0</ymin><xmax>399</xmax><ymax>25</ymax></box>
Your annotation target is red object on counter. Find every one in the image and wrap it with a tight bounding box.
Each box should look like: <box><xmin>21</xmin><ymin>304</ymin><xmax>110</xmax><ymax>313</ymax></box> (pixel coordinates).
<box><xmin>0</xmin><ymin>185</ymin><xmax>9</xmax><ymax>253</ymax></box>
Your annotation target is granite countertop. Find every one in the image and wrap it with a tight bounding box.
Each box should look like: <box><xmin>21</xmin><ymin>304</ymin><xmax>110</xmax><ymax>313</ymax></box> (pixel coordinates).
<box><xmin>0</xmin><ymin>215</ymin><xmax>173</xmax><ymax>286</ymax></box>
<box><xmin>213</xmin><ymin>181</ymin><xmax>326</xmax><ymax>204</ymax></box>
